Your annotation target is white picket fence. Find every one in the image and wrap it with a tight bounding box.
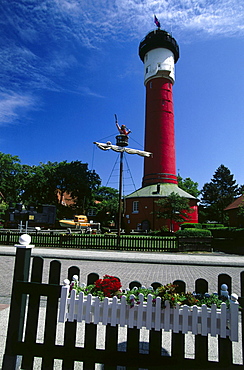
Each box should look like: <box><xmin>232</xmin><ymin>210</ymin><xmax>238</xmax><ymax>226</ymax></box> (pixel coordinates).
<box><xmin>58</xmin><ymin>282</ymin><xmax>239</xmax><ymax>342</ymax></box>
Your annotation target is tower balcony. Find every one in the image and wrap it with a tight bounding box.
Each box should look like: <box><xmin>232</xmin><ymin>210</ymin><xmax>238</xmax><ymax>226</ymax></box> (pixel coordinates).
<box><xmin>139</xmin><ymin>29</ymin><xmax>179</xmax><ymax>63</ymax></box>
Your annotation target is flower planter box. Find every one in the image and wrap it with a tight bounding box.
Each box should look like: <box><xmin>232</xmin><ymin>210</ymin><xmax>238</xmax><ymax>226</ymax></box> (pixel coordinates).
<box><xmin>58</xmin><ymin>283</ymin><xmax>239</xmax><ymax>342</ymax></box>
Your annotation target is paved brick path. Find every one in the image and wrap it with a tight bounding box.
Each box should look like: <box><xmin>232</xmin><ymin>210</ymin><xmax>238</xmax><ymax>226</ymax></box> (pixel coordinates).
<box><xmin>0</xmin><ymin>254</ymin><xmax>243</xmax><ymax>304</ymax></box>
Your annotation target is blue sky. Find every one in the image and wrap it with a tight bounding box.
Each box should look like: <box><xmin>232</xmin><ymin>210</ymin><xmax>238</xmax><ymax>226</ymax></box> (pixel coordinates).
<box><xmin>0</xmin><ymin>0</ymin><xmax>244</xmax><ymax>196</ymax></box>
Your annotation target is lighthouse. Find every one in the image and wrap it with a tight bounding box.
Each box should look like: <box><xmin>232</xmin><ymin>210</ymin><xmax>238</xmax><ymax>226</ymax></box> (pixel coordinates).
<box><xmin>124</xmin><ymin>25</ymin><xmax>198</xmax><ymax>232</ymax></box>
<box><xmin>139</xmin><ymin>29</ymin><xmax>179</xmax><ymax>186</ymax></box>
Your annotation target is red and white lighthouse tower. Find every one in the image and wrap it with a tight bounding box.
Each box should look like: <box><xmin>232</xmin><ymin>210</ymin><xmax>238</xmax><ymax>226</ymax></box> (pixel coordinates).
<box><xmin>124</xmin><ymin>27</ymin><xmax>198</xmax><ymax>232</ymax></box>
<box><xmin>139</xmin><ymin>29</ymin><xmax>179</xmax><ymax>186</ymax></box>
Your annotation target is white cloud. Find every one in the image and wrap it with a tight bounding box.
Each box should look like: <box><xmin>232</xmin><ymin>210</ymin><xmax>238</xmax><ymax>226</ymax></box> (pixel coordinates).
<box><xmin>77</xmin><ymin>86</ymin><xmax>105</xmax><ymax>99</ymax></box>
<box><xmin>4</xmin><ymin>1</ymin><xmax>243</xmax><ymax>47</ymax></box>
<box><xmin>50</xmin><ymin>0</ymin><xmax>244</xmax><ymax>42</ymax></box>
<box><xmin>0</xmin><ymin>92</ymin><xmax>37</xmax><ymax>125</ymax></box>
<box><xmin>0</xmin><ymin>0</ymin><xmax>243</xmax><ymax>124</ymax></box>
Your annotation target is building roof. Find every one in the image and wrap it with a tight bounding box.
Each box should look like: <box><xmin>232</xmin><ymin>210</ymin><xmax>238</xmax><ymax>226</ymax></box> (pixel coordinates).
<box><xmin>125</xmin><ymin>183</ymin><xmax>197</xmax><ymax>200</ymax></box>
<box><xmin>224</xmin><ymin>195</ymin><xmax>244</xmax><ymax>211</ymax></box>
<box><xmin>56</xmin><ymin>190</ymin><xmax>75</xmax><ymax>206</ymax></box>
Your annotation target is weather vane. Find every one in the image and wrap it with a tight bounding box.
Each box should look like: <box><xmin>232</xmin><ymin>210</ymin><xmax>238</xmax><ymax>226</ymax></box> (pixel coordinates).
<box><xmin>115</xmin><ymin>114</ymin><xmax>131</xmax><ymax>136</ymax></box>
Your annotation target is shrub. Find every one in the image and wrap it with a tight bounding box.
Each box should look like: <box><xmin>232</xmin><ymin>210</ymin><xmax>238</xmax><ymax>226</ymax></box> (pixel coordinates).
<box><xmin>202</xmin><ymin>223</ymin><xmax>224</xmax><ymax>229</ymax></box>
<box><xmin>71</xmin><ymin>277</ymin><xmax>228</xmax><ymax>309</ymax></box>
<box><xmin>175</xmin><ymin>228</ymin><xmax>212</xmax><ymax>237</ymax></box>
<box><xmin>101</xmin><ymin>227</ymin><xmax>111</xmax><ymax>234</ymax></box>
<box><xmin>209</xmin><ymin>227</ymin><xmax>244</xmax><ymax>238</ymax></box>
<box><xmin>149</xmin><ymin>226</ymin><xmax>171</xmax><ymax>236</ymax></box>
<box><xmin>235</xmin><ymin>228</ymin><xmax>244</xmax><ymax>236</ymax></box>
<box><xmin>148</xmin><ymin>230</ymin><xmax>160</xmax><ymax>236</ymax></box>
<box><xmin>74</xmin><ymin>275</ymin><xmax>122</xmax><ymax>299</ymax></box>
<box><xmin>181</xmin><ymin>223</ymin><xmax>202</xmax><ymax>230</ymax></box>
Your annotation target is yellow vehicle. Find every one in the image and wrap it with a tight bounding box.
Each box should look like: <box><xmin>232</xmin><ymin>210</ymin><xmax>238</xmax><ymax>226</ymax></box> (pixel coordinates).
<box><xmin>59</xmin><ymin>215</ymin><xmax>100</xmax><ymax>231</ymax></box>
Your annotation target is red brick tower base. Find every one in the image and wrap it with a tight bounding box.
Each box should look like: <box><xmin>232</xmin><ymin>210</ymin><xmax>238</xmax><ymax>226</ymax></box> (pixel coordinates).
<box><xmin>143</xmin><ymin>78</ymin><xmax>177</xmax><ymax>186</ymax></box>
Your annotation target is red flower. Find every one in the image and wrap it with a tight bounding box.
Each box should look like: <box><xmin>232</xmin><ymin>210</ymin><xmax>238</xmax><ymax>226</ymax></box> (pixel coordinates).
<box><xmin>95</xmin><ymin>275</ymin><xmax>122</xmax><ymax>298</ymax></box>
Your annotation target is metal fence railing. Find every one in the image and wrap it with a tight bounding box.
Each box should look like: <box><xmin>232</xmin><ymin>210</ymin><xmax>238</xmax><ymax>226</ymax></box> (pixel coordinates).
<box><xmin>0</xmin><ymin>231</ymin><xmax>215</xmax><ymax>252</ymax></box>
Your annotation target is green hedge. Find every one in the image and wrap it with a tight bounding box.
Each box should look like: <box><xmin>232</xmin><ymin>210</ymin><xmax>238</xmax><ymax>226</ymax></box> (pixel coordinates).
<box><xmin>175</xmin><ymin>228</ymin><xmax>212</xmax><ymax>237</ymax></box>
<box><xmin>181</xmin><ymin>223</ymin><xmax>202</xmax><ymax>230</ymax></box>
<box><xmin>209</xmin><ymin>227</ymin><xmax>244</xmax><ymax>238</ymax></box>
<box><xmin>181</xmin><ymin>223</ymin><xmax>225</xmax><ymax>231</ymax></box>
<box><xmin>202</xmin><ymin>223</ymin><xmax>224</xmax><ymax>229</ymax></box>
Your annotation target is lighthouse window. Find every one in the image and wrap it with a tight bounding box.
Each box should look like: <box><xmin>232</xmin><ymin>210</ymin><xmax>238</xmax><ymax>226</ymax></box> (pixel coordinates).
<box><xmin>132</xmin><ymin>201</ymin><xmax>139</xmax><ymax>213</ymax></box>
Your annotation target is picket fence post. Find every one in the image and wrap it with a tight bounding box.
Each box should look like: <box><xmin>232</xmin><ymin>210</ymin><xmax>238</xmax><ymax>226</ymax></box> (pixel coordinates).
<box><xmin>2</xmin><ymin>235</ymin><xmax>34</xmax><ymax>370</ymax></box>
<box><xmin>58</xmin><ymin>279</ymin><xmax>70</xmax><ymax>323</ymax></box>
<box><xmin>230</xmin><ymin>293</ymin><xmax>239</xmax><ymax>342</ymax></box>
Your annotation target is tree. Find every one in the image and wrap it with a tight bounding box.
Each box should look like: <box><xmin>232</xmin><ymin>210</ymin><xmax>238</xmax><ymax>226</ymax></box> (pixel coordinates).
<box><xmin>237</xmin><ymin>184</ymin><xmax>244</xmax><ymax>195</ymax></box>
<box><xmin>21</xmin><ymin>160</ymin><xmax>101</xmax><ymax>218</ymax></box>
<box><xmin>177</xmin><ymin>175</ymin><xmax>200</xmax><ymax>198</ymax></box>
<box><xmin>237</xmin><ymin>198</ymin><xmax>244</xmax><ymax>218</ymax></box>
<box><xmin>93</xmin><ymin>186</ymin><xmax>119</xmax><ymax>202</ymax></box>
<box><xmin>91</xmin><ymin>186</ymin><xmax>119</xmax><ymax>227</ymax></box>
<box><xmin>0</xmin><ymin>201</ymin><xmax>8</xmax><ymax>225</ymax></box>
<box><xmin>0</xmin><ymin>152</ymin><xmax>22</xmax><ymax>203</ymax></box>
<box><xmin>201</xmin><ymin>164</ymin><xmax>239</xmax><ymax>223</ymax></box>
<box><xmin>20</xmin><ymin>163</ymin><xmax>56</xmax><ymax>206</ymax></box>
<box><xmin>0</xmin><ymin>152</ymin><xmax>102</xmax><ymax>220</ymax></box>
<box><xmin>155</xmin><ymin>192</ymin><xmax>192</xmax><ymax>232</ymax></box>
<box><xmin>64</xmin><ymin>161</ymin><xmax>101</xmax><ymax>212</ymax></box>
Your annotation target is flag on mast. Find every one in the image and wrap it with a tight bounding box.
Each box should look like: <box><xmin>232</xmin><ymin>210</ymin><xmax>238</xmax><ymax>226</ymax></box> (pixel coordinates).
<box><xmin>154</xmin><ymin>15</ymin><xmax>161</xmax><ymax>28</ymax></box>
<box><xmin>94</xmin><ymin>142</ymin><xmax>153</xmax><ymax>158</ymax></box>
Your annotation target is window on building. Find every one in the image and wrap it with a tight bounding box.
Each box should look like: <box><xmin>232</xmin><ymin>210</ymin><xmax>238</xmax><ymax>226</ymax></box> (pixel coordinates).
<box><xmin>132</xmin><ymin>201</ymin><xmax>139</xmax><ymax>213</ymax></box>
<box><xmin>87</xmin><ymin>209</ymin><xmax>97</xmax><ymax>217</ymax></box>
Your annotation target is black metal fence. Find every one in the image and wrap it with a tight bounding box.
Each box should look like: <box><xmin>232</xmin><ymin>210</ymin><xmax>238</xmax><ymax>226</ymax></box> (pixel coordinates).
<box><xmin>2</xmin><ymin>246</ymin><xmax>244</xmax><ymax>369</ymax></box>
<box><xmin>0</xmin><ymin>230</ymin><xmax>213</xmax><ymax>252</ymax></box>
